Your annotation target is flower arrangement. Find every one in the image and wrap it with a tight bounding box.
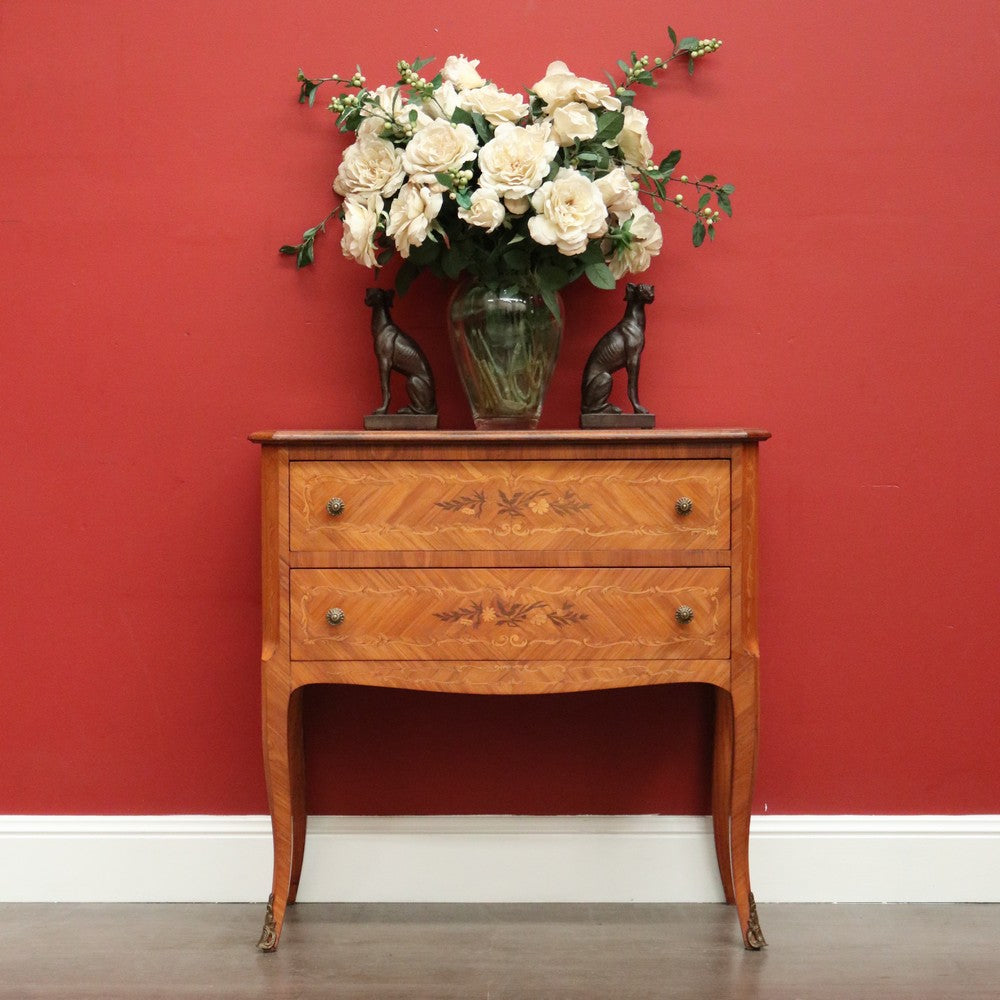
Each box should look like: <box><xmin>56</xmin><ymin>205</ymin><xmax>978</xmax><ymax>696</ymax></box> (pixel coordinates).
<box><xmin>281</xmin><ymin>29</ymin><xmax>732</xmax><ymax>316</ymax></box>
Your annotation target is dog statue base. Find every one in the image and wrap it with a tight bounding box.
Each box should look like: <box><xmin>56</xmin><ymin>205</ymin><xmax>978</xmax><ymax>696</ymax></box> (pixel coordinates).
<box><xmin>580</xmin><ymin>411</ymin><xmax>655</xmax><ymax>429</ymax></box>
<box><xmin>363</xmin><ymin>412</ymin><xmax>439</xmax><ymax>430</ymax></box>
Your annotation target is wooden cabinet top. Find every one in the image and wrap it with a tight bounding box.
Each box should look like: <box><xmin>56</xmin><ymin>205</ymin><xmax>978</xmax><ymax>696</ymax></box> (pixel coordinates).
<box><xmin>250</xmin><ymin>428</ymin><xmax>771</xmax><ymax>446</ymax></box>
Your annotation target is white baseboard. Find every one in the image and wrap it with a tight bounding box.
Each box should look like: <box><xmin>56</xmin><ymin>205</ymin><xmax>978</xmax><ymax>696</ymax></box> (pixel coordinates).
<box><xmin>2</xmin><ymin>815</ymin><xmax>998</xmax><ymax>904</ymax></box>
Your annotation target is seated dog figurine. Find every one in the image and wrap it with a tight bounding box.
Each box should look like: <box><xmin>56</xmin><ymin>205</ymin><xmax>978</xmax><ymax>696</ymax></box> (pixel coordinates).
<box><xmin>364</xmin><ymin>288</ymin><xmax>437</xmax><ymax>415</ymax></box>
<box><xmin>581</xmin><ymin>282</ymin><xmax>654</xmax><ymax>416</ymax></box>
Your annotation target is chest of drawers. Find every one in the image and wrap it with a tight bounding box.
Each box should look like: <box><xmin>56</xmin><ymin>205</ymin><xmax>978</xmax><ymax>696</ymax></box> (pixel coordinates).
<box><xmin>251</xmin><ymin>429</ymin><xmax>769</xmax><ymax>950</ymax></box>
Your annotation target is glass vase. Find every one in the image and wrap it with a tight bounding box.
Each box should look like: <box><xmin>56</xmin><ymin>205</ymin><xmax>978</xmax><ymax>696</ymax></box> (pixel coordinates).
<box><xmin>447</xmin><ymin>279</ymin><xmax>563</xmax><ymax>430</ymax></box>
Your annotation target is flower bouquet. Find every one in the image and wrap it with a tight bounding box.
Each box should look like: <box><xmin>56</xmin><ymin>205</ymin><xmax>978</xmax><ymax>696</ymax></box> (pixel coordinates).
<box><xmin>281</xmin><ymin>30</ymin><xmax>732</xmax><ymax>426</ymax></box>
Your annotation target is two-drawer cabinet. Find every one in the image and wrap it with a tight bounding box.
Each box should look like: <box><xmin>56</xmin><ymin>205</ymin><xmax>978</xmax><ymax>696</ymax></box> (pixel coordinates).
<box><xmin>250</xmin><ymin>429</ymin><xmax>769</xmax><ymax>950</ymax></box>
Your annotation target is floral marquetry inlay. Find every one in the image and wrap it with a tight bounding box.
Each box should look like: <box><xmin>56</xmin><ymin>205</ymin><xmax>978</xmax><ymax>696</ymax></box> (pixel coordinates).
<box><xmin>436</xmin><ymin>488</ymin><xmax>591</xmax><ymax>520</ymax></box>
<box><xmin>289</xmin><ymin>458</ymin><xmax>731</xmax><ymax>552</ymax></box>
<box><xmin>434</xmin><ymin>598</ymin><xmax>589</xmax><ymax>629</ymax></box>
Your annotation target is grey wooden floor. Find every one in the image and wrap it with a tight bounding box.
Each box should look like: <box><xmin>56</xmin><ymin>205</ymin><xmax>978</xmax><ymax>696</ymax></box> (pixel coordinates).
<box><xmin>0</xmin><ymin>903</ymin><xmax>997</xmax><ymax>998</ymax></box>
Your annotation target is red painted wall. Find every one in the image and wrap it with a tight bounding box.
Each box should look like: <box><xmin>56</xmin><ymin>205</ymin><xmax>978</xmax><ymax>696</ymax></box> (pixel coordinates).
<box><xmin>2</xmin><ymin>1</ymin><xmax>998</xmax><ymax>817</ymax></box>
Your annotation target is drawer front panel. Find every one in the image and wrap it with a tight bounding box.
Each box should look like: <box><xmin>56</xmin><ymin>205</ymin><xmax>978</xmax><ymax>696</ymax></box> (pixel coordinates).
<box><xmin>290</xmin><ymin>567</ymin><xmax>730</xmax><ymax>661</ymax></box>
<box><xmin>290</xmin><ymin>460</ymin><xmax>730</xmax><ymax>552</ymax></box>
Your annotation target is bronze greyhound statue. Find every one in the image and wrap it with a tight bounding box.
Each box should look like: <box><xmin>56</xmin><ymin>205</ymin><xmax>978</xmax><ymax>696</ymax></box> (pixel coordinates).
<box><xmin>581</xmin><ymin>282</ymin><xmax>654</xmax><ymax>416</ymax></box>
<box><xmin>364</xmin><ymin>288</ymin><xmax>437</xmax><ymax>415</ymax></box>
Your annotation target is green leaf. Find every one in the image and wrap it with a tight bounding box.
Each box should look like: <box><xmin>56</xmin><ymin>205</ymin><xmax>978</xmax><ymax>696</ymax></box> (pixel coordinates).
<box><xmin>668</xmin><ymin>26</ymin><xmax>678</xmax><ymax>47</ymax></box>
<box><xmin>541</xmin><ymin>287</ymin><xmax>562</xmax><ymax>321</ymax></box>
<box><xmin>408</xmin><ymin>240</ymin><xmax>440</xmax><ymax>266</ymax></box>
<box><xmin>716</xmin><ymin>190</ymin><xmax>733</xmax><ymax>217</ymax></box>
<box><xmin>617</xmin><ymin>59</ymin><xmax>631</xmax><ymax>74</ymax></box>
<box><xmin>720</xmin><ymin>184</ymin><xmax>735</xmax><ymax>194</ymax></box>
<box><xmin>692</xmin><ymin>220</ymin><xmax>706</xmax><ymax>247</ymax></box>
<box><xmin>688</xmin><ymin>56</ymin><xmax>695</xmax><ymax>77</ymax></box>
<box><xmin>537</xmin><ymin>262</ymin><xmax>570</xmax><ymax>291</ymax></box>
<box><xmin>451</xmin><ymin>107</ymin><xmax>475</xmax><ymax>128</ymax></box>
<box><xmin>678</xmin><ymin>37</ymin><xmax>699</xmax><ymax>52</ymax></box>
<box><xmin>595</xmin><ymin>111</ymin><xmax>625</xmax><ymax>143</ymax></box>
<box><xmin>298</xmin><ymin>77</ymin><xmax>320</xmax><ymax>106</ymax></box>
<box><xmin>698</xmin><ymin>192</ymin><xmax>711</xmax><ymax>211</ymax></box>
<box><xmin>700</xmin><ymin>175</ymin><xmax>717</xmax><ymax>184</ymax></box>
<box><xmin>470</xmin><ymin>111</ymin><xmax>493</xmax><ymax>143</ymax></box>
<box><xmin>434</xmin><ymin>172</ymin><xmax>454</xmax><ymax>190</ymax></box>
<box><xmin>279</xmin><ymin>244</ymin><xmax>300</xmax><ymax>256</ymax></box>
<box><xmin>411</xmin><ymin>56</ymin><xmax>435</xmax><ymax>72</ymax></box>
<box><xmin>442</xmin><ymin>248</ymin><xmax>466</xmax><ymax>280</ymax></box>
<box><xmin>660</xmin><ymin>149</ymin><xmax>682</xmax><ymax>172</ymax></box>
<box><xmin>395</xmin><ymin>259</ymin><xmax>420</xmax><ymax>297</ymax></box>
<box><xmin>585</xmin><ymin>261</ymin><xmax>616</xmax><ymax>290</ymax></box>
<box><xmin>708</xmin><ymin>224</ymin><xmax>716</xmax><ymax>241</ymax></box>
<box><xmin>503</xmin><ymin>242</ymin><xmax>530</xmax><ymax>270</ymax></box>
<box><xmin>578</xmin><ymin>242</ymin><xmax>605</xmax><ymax>266</ymax></box>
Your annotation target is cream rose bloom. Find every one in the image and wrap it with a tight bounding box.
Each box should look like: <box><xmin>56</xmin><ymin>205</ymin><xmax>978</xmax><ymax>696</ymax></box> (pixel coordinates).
<box><xmin>340</xmin><ymin>193</ymin><xmax>383</xmax><ymax>268</ymax></box>
<box><xmin>333</xmin><ymin>135</ymin><xmax>406</xmax><ymax>198</ymax></box>
<box><xmin>615</xmin><ymin>106</ymin><xmax>654</xmax><ymax>169</ymax></box>
<box><xmin>595</xmin><ymin>166</ymin><xmax>639</xmax><ymax>219</ymax></box>
<box><xmin>457</xmin><ymin>187</ymin><xmax>506</xmax><ymax>233</ymax></box>
<box><xmin>608</xmin><ymin>204</ymin><xmax>663</xmax><ymax>278</ymax></box>
<box><xmin>386</xmin><ymin>182</ymin><xmax>442</xmax><ymax>257</ymax></box>
<box><xmin>548</xmin><ymin>100</ymin><xmax>598</xmax><ymax>147</ymax></box>
<box><xmin>531</xmin><ymin>60</ymin><xmax>621</xmax><ymax>112</ymax></box>
<box><xmin>457</xmin><ymin>83</ymin><xmax>529</xmax><ymax>126</ymax></box>
<box><xmin>528</xmin><ymin>167</ymin><xmax>608</xmax><ymax>256</ymax></box>
<box><xmin>401</xmin><ymin>119</ymin><xmax>479</xmax><ymax>190</ymax></box>
<box><xmin>423</xmin><ymin>80</ymin><xmax>459</xmax><ymax>121</ymax></box>
<box><xmin>441</xmin><ymin>54</ymin><xmax>486</xmax><ymax>90</ymax></box>
<box><xmin>478</xmin><ymin>122</ymin><xmax>558</xmax><ymax>213</ymax></box>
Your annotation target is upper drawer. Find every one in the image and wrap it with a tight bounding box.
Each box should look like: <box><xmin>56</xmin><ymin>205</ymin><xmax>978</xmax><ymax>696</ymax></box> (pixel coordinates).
<box><xmin>289</xmin><ymin>459</ymin><xmax>730</xmax><ymax>552</ymax></box>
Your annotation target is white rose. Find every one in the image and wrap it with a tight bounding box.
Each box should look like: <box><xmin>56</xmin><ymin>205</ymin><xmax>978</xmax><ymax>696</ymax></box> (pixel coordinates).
<box><xmin>385</xmin><ymin>182</ymin><xmax>442</xmax><ymax>257</ymax></box>
<box><xmin>333</xmin><ymin>135</ymin><xmax>406</xmax><ymax>198</ymax></box>
<box><xmin>401</xmin><ymin>119</ymin><xmax>478</xmax><ymax>190</ymax></box>
<box><xmin>595</xmin><ymin>166</ymin><xmax>639</xmax><ymax>219</ymax></box>
<box><xmin>548</xmin><ymin>101</ymin><xmax>598</xmax><ymax>147</ymax></box>
<box><xmin>528</xmin><ymin>167</ymin><xmax>609</xmax><ymax>256</ymax></box>
<box><xmin>457</xmin><ymin>83</ymin><xmax>529</xmax><ymax>126</ymax></box>
<box><xmin>478</xmin><ymin>121</ymin><xmax>558</xmax><ymax>210</ymax></box>
<box><xmin>608</xmin><ymin>204</ymin><xmax>663</xmax><ymax>278</ymax></box>
<box><xmin>531</xmin><ymin>60</ymin><xmax>621</xmax><ymax>112</ymax></box>
<box><xmin>457</xmin><ymin>187</ymin><xmax>505</xmax><ymax>233</ymax></box>
<box><xmin>441</xmin><ymin>54</ymin><xmax>486</xmax><ymax>90</ymax></box>
<box><xmin>424</xmin><ymin>80</ymin><xmax>459</xmax><ymax>121</ymax></box>
<box><xmin>362</xmin><ymin>84</ymin><xmax>431</xmax><ymax>132</ymax></box>
<box><xmin>615</xmin><ymin>106</ymin><xmax>654</xmax><ymax>169</ymax></box>
<box><xmin>340</xmin><ymin>193</ymin><xmax>384</xmax><ymax>268</ymax></box>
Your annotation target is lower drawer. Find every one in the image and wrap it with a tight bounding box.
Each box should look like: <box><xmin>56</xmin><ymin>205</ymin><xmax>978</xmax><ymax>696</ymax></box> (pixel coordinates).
<box><xmin>290</xmin><ymin>567</ymin><xmax>730</xmax><ymax>661</ymax></box>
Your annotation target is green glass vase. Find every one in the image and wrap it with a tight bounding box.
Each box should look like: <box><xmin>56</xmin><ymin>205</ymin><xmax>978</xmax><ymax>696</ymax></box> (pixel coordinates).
<box><xmin>447</xmin><ymin>279</ymin><xmax>563</xmax><ymax>430</ymax></box>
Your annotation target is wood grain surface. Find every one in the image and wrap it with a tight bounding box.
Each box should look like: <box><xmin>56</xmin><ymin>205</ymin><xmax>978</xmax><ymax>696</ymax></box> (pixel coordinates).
<box><xmin>290</xmin><ymin>459</ymin><xmax>730</xmax><ymax>553</ymax></box>
<box><xmin>289</xmin><ymin>567</ymin><xmax>731</xmax><ymax>662</ymax></box>
<box><xmin>253</xmin><ymin>429</ymin><xmax>767</xmax><ymax>951</ymax></box>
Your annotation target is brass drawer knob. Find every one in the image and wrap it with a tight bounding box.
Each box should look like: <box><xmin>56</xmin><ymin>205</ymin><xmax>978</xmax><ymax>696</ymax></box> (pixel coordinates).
<box><xmin>675</xmin><ymin>497</ymin><xmax>694</xmax><ymax>516</ymax></box>
<box><xmin>675</xmin><ymin>605</ymin><xmax>695</xmax><ymax>624</ymax></box>
<box><xmin>325</xmin><ymin>608</ymin><xmax>345</xmax><ymax>627</ymax></box>
<box><xmin>326</xmin><ymin>497</ymin><xmax>345</xmax><ymax>517</ymax></box>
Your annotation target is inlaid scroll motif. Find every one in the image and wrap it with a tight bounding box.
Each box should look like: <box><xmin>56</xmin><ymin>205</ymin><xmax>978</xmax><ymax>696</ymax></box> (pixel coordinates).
<box><xmin>434</xmin><ymin>598</ymin><xmax>589</xmax><ymax>630</ymax></box>
<box><xmin>435</xmin><ymin>488</ymin><xmax>591</xmax><ymax>519</ymax></box>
